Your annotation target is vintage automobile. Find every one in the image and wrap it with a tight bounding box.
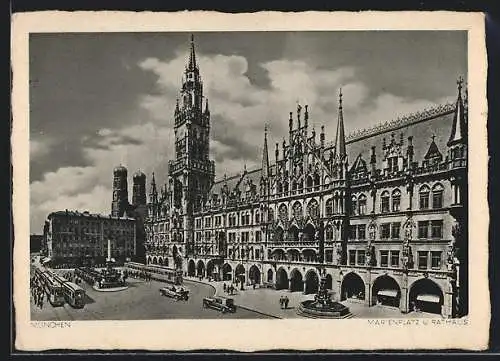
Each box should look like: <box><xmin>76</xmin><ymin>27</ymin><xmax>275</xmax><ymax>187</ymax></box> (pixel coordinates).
<box><xmin>202</xmin><ymin>296</ymin><xmax>237</xmax><ymax>313</ymax></box>
<box><xmin>159</xmin><ymin>286</ymin><xmax>189</xmax><ymax>301</ymax></box>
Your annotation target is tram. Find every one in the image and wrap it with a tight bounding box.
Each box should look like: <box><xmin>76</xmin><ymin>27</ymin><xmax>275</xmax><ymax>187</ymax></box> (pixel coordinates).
<box><xmin>124</xmin><ymin>262</ymin><xmax>183</xmax><ymax>285</ymax></box>
<box><xmin>39</xmin><ymin>271</ymin><xmax>65</xmax><ymax>307</ymax></box>
<box><xmin>52</xmin><ymin>274</ymin><xmax>86</xmax><ymax>309</ymax></box>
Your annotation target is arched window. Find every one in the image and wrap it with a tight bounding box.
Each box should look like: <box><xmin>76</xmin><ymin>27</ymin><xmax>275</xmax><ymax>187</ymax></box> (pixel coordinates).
<box><xmin>277</xmin><ymin>181</ymin><xmax>283</xmax><ymax>194</ymax></box>
<box><xmin>350</xmin><ymin>195</ymin><xmax>357</xmax><ymax>216</ymax></box>
<box><xmin>326</xmin><ymin>198</ymin><xmax>334</xmax><ymax>217</ymax></box>
<box><xmin>432</xmin><ymin>183</ymin><xmax>444</xmax><ymax>209</ymax></box>
<box><xmin>293</xmin><ymin>202</ymin><xmax>303</xmax><ymax>219</ymax></box>
<box><xmin>314</xmin><ymin>173</ymin><xmax>320</xmax><ymax>190</ymax></box>
<box><xmin>419</xmin><ymin>185</ymin><xmax>430</xmax><ymax>210</ymax></box>
<box><xmin>292</xmin><ymin>180</ymin><xmax>298</xmax><ymax>193</ymax></box>
<box><xmin>298</xmin><ymin>178</ymin><xmax>304</xmax><ymax>190</ymax></box>
<box><xmin>381</xmin><ymin>191</ymin><xmax>390</xmax><ymax>213</ymax></box>
<box><xmin>392</xmin><ymin>189</ymin><xmax>401</xmax><ymax>212</ymax></box>
<box><xmin>307</xmin><ymin>199</ymin><xmax>319</xmax><ymax>219</ymax></box>
<box><xmin>255</xmin><ymin>210</ymin><xmax>260</xmax><ymax>224</ymax></box>
<box><xmin>358</xmin><ymin>194</ymin><xmax>367</xmax><ymax>215</ymax></box>
<box><xmin>268</xmin><ymin>208</ymin><xmax>274</xmax><ymax>222</ymax></box>
<box><xmin>324</xmin><ymin>176</ymin><xmax>330</xmax><ymax>187</ymax></box>
<box><xmin>306</xmin><ymin>176</ymin><xmax>313</xmax><ymax>189</ymax></box>
<box><xmin>278</xmin><ymin>204</ymin><xmax>288</xmax><ymax>222</ymax></box>
<box><xmin>325</xmin><ymin>225</ymin><xmax>334</xmax><ymax>240</ymax></box>
<box><xmin>283</xmin><ymin>181</ymin><xmax>289</xmax><ymax>193</ymax></box>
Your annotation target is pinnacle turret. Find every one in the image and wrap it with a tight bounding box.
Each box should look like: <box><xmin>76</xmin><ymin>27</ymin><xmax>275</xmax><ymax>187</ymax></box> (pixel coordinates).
<box><xmin>448</xmin><ymin>76</ymin><xmax>467</xmax><ymax>146</ymax></box>
<box><xmin>262</xmin><ymin>125</ymin><xmax>270</xmax><ymax>178</ymax></box>
<box><xmin>333</xmin><ymin>88</ymin><xmax>346</xmax><ymax>161</ymax></box>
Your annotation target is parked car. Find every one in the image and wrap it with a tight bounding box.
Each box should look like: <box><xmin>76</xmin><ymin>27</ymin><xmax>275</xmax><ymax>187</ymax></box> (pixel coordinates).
<box><xmin>159</xmin><ymin>286</ymin><xmax>189</xmax><ymax>301</ymax></box>
<box><xmin>202</xmin><ymin>296</ymin><xmax>236</xmax><ymax>313</ymax></box>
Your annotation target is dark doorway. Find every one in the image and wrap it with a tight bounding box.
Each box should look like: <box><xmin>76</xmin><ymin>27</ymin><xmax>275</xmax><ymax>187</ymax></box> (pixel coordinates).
<box><xmin>341</xmin><ymin>272</ymin><xmax>365</xmax><ymax>301</ymax></box>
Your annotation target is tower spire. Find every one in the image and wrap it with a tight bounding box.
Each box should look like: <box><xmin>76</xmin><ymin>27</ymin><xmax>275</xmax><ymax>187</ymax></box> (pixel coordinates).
<box><xmin>448</xmin><ymin>76</ymin><xmax>467</xmax><ymax>146</ymax></box>
<box><xmin>334</xmin><ymin>88</ymin><xmax>346</xmax><ymax>160</ymax></box>
<box><xmin>150</xmin><ymin>172</ymin><xmax>157</xmax><ymax>197</ymax></box>
<box><xmin>188</xmin><ymin>34</ymin><xmax>197</xmax><ymax>70</ymax></box>
<box><xmin>204</xmin><ymin>97</ymin><xmax>210</xmax><ymax>114</ymax></box>
<box><xmin>262</xmin><ymin>124</ymin><xmax>270</xmax><ymax>178</ymax></box>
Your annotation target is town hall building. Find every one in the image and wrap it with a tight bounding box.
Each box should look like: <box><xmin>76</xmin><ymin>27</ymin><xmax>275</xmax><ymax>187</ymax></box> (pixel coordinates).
<box><xmin>132</xmin><ymin>36</ymin><xmax>468</xmax><ymax>318</ymax></box>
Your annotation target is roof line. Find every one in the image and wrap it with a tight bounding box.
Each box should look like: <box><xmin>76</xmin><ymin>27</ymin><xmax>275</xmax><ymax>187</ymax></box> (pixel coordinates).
<box><xmin>326</xmin><ymin>102</ymin><xmax>455</xmax><ymax>146</ymax></box>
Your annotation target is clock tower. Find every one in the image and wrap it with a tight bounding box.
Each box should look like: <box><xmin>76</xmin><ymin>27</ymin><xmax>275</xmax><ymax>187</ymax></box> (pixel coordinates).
<box><xmin>167</xmin><ymin>35</ymin><xmax>215</xmax><ymax>260</ymax></box>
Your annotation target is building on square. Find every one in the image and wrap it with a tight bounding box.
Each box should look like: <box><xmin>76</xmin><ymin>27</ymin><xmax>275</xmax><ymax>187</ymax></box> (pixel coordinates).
<box><xmin>43</xmin><ymin>210</ymin><xmax>137</xmax><ymax>266</ymax></box>
<box><xmin>143</xmin><ymin>35</ymin><xmax>468</xmax><ymax>318</ymax></box>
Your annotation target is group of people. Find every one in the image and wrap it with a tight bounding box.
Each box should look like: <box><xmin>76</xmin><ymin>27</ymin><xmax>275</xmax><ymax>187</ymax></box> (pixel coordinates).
<box><xmin>127</xmin><ymin>270</ymin><xmax>153</xmax><ymax>281</ymax></box>
<box><xmin>61</xmin><ymin>271</ymin><xmax>83</xmax><ymax>286</ymax></box>
<box><xmin>30</xmin><ymin>275</ymin><xmax>45</xmax><ymax>309</ymax></box>
<box><xmin>279</xmin><ymin>295</ymin><xmax>290</xmax><ymax>309</ymax></box>
<box><xmin>222</xmin><ymin>283</ymin><xmax>237</xmax><ymax>295</ymax></box>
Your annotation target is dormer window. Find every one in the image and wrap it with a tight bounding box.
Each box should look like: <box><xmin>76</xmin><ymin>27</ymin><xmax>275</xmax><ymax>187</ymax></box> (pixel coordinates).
<box><xmin>388</xmin><ymin>156</ymin><xmax>399</xmax><ymax>172</ymax></box>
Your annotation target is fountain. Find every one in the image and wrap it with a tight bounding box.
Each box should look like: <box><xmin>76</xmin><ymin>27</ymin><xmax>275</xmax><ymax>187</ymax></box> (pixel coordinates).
<box><xmin>297</xmin><ymin>271</ymin><xmax>352</xmax><ymax>319</ymax></box>
<box><xmin>93</xmin><ymin>239</ymin><xmax>128</xmax><ymax>292</ymax></box>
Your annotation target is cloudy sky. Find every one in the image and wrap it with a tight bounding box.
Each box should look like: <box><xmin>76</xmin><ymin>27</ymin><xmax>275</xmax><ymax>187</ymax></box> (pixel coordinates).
<box><xmin>29</xmin><ymin>31</ymin><xmax>466</xmax><ymax>232</ymax></box>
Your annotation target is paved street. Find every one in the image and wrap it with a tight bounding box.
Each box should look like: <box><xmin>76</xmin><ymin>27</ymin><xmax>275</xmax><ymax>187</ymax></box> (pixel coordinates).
<box><xmin>30</xmin><ymin>271</ymin><xmax>271</xmax><ymax>321</ymax></box>
<box><xmin>188</xmin><ymin>277</ymin><xmax>443</xmax><ymax>319</ymax></box>
<box><xmin>30</xmin><ymin>263</ymin><xmax>442</xmax><ymax>321</ymax></box>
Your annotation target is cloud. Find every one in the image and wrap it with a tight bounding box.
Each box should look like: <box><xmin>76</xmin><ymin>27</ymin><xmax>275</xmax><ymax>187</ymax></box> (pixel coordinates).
<box><xmin>30</xmin><ymin>121</ymin><xmax>174</xmax><ymax>232</ymax></box>
<box><xmin>30</xmin><ymin>139</ymin><xmax>52</xmax><ymax>160</ymax></box>
<box><xmin>30</xmin><ymin>46</ymin><xmax>455</xmax><ymax>233</ymax></box>
<box><xmin>138</xmin><ymin>51</ymin><xmax>370</xmax><ymax>180</ymax></box>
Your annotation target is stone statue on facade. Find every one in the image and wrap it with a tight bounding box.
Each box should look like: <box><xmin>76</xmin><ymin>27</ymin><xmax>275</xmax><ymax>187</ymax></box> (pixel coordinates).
<box><xmin>335</xmin><ymin>243</ymin><xmax>343</xmax><ymax>265</ymax></box>
<box><xmin>365</xmin><ymin>240</ymin><xmax>375</xmax><ymax>266</ymax></box>
<box><xmin>402</xmin><ymin>238</ymin><xmax>413</xmax><ymax>269</ymax></box>
<box><xmin>446</xmin><ymin>242</ymin><xmax>457</xmax><ymax>271</ymax></box>
<box><xmin>314</xmin><ymin>229</ymin><xmax>321</xmax><ymax>242</ymax></box>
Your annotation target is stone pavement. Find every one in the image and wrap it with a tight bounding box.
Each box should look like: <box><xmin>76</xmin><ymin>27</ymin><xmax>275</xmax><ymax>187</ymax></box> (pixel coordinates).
<box><xmin>185</xmin><ymin>277</ymin><xmax>445</xmax><ymax>319</ymax></box>
<box><xmin>186</xmin><ymin>277</ymin><xmax>309</xmax><ymax>318</ymax></box>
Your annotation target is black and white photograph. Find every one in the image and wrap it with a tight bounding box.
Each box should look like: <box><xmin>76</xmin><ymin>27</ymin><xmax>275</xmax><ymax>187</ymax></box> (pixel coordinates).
<box><xmin>13</xmin><ymin>11</ymin><xmax>488</xmax><ymax>351</ymax></box>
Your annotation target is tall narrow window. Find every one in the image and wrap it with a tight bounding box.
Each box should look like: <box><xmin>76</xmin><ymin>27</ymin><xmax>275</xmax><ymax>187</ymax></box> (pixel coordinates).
<box><xmin>418</xmin><ymin>221</ymin><xmax>429</xmax><ymax>239</ymax></box>
<box><xmin>380</xmin><ymin>251</ymin><xmax>389</xmax><ymax>267</ymax></box>
<box><xmin>358</xmin><ymin>194</ymin><xmax>367</xmax><ymax>215</ymax></box>
<box><xmin>349</xmin><ymin>250</ymin><xmax>356</xmax><ymax>266</ymax></box>
<box><xmin>357</xmin><ymin>225</ymin><xmax>366</xmax><ymax>240</ymax></box>
<box><xmin>431</xmin><ymin>220</ymin><xmax>443</xmax><ymax>238</ymax></box>
<box><xmin>350</xmin><ymin>195</ymin><xmax>357</xmax><ymax>216</ymax></box>
<box><xmin>388</xmin><ymin>157</ymin><xmax>399</xmax><ymax>173</ymax></box>
<box><xmin>431</xmin><ymin>251</ymin><xmax>442</xmax><ymax>269</ymax></box>
<box><xmin>391</xmin><ymin>222</ymin><xmax>401</xmax><ymax>239</ymax></box>
<box><xmin>326</xmin><ymin>199</ymin><xmax>334</xmax><ymax>217</ymax></box>
<box><xmin>381</xmin><ymin>191</ymin><xmax>390</xmax><ymax>213</ymax></box>
<box><xmin>348</xmin><ymin>225</ymin><xmax>357</xmax><ymax>240</ymax></box>
<box><xmin>392</xmin><ymin>189</ymin><xmax>401</xmax><ymax>212</ymax></box>
<box><xmin>432</xmin><ymin>183</ymin><xmax>444</xmax><ymax>209</ymax></box>
<box><xmin>325</xmin><ymin>225</ymin><xmax>334</xmax><ymax>240</ymax></box>
<box><xmin>419</xmin><ymin>185</ymin><xmax>430</xmax><ymax>209</ymax></box>
<box><xmin>391</xmin><ymin>251</ymin><xmax>400</xmax><ymax>267</ymax></box>
<box><xmin>357</xmin><ymin>250</ymin><xmax>366</xmax><ymax>265</ymax></box>
<box><xmin>380</xmin><ymin>223</ymin><xmax>391</xmax><ymax>239</ymax></box>
<box><xmin>418</xmin><ymin>251</ymin><xmax>428</xmax><ymax>270</ymax></box>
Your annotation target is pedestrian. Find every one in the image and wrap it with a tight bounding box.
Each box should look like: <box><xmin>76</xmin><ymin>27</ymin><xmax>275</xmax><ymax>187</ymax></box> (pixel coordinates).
<box><xmin>223</xmin><ymin>283</ymin><xmax>227</xmax><ymax>292</ymax></box>
<box><xmin>284</xmin><ymin>296</ymin><xmax>289</xmax><ymax>309</ymax></box>
<box><xmin>253</xmin><ymin>283</ymin><xmax>256</xmax><ymax>290</ymax></box>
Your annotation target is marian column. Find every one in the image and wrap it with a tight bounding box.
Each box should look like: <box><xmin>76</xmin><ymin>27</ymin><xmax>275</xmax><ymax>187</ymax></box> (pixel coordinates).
<box><xmin>107</xmin><ymin>239</ymin><xmax>111</xmax><ymax>262</ymax></box>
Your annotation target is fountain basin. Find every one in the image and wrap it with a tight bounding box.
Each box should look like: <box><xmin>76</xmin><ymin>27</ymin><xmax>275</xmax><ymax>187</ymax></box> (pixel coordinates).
<box><xmin>297</xmin><ymin>299</ymin><xmax>352</xmax><ymax>319</ymax></box>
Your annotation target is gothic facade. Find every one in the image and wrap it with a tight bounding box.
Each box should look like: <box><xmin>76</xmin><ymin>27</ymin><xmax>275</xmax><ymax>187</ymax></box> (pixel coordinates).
<box><xmin>143</xmin><ymin>36</ymin><xmax>468</xmax><ymax>318</ymax></box>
